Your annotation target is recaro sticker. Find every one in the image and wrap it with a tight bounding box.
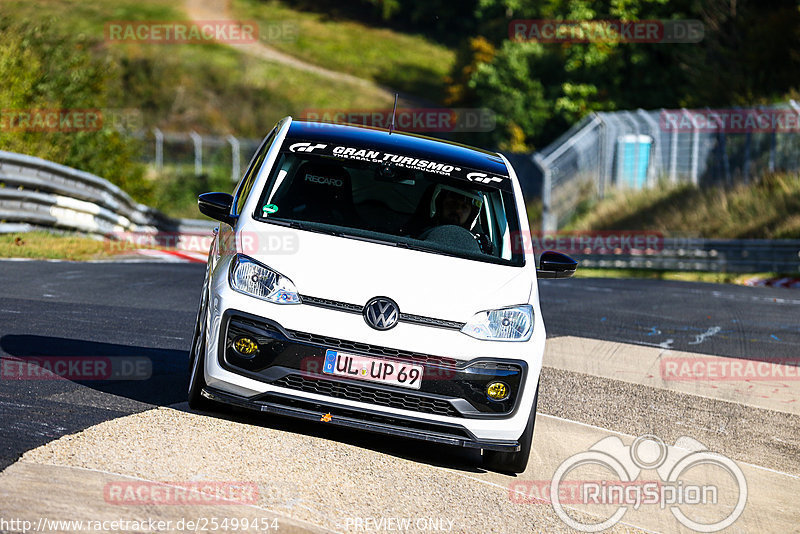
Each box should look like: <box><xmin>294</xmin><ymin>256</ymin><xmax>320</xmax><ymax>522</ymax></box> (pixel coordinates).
<box><xmin>304</xmin><ymin>173</ymin><xmax>343</xmax><ymax>187</ymax></box>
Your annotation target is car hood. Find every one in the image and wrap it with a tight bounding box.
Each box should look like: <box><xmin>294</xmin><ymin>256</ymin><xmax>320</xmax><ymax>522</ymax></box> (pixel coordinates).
<box><xmin>240</xmin><ymin>223</ymin><xmax>533</xmax><ymax>322</ymax></box>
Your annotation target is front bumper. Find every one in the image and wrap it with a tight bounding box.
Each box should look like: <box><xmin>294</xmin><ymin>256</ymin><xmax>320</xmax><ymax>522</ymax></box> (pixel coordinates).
<box><xmin>201</xmin><ymin>386</ymin><xmax>520</xmax><ymax>452</ymax></box>
<box><xmin>219</xmin><ymin>310</ymin><xmax>527</xmax><ymax>419</ymax></box>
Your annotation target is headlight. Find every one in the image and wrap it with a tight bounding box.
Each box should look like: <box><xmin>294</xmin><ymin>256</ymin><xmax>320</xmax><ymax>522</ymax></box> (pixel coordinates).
<box><xmin>229</xmin><ymin>254</ymin><xmax>300</xmax><ymax>304</ymax></box>
<box><xmin>461</xmin><ymin>305</ymin><xmax>533</xmax><ymax>341</ymax></box>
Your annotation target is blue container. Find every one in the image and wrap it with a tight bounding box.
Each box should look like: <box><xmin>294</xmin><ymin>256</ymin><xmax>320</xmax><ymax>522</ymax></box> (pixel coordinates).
<box><xmin>616</xmin><ymin>134</ymin><xmax>652</xmax><ymax>189</ymax></box>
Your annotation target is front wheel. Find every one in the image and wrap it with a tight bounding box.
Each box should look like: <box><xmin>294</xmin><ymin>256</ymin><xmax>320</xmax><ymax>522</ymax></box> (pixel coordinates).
<box><xmin>483</xmin><ymin>381</ymin><xmax>539</xmax><ymax>473</ymax></box>
<box><xmin>187</xmin><ymin>288</ymin><xmax>216</xmax><ymax>411</ymax></box>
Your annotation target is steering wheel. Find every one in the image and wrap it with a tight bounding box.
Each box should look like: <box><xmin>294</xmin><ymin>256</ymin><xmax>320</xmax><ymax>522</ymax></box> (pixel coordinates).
<box><xmin>417</xmin><ymin>225</ymin><xmax>487</xmax><ymax>254</ymax></box>
<box><xmin>473</xmin><ymin>232</ymin><xmax>494</xmax><ymax>254</ymax></box>
<box><xmin>418</xmin><ymin>224</ymin><xmax>470</xmax><ymax>240</ymax></box>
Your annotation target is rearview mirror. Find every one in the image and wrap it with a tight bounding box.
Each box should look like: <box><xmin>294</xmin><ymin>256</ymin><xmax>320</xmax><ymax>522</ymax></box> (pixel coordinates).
<box><xmin>537</xmin><ymin>250</ymin><xmax>578</xmax><ymax>279</ymax></box>
<box><xmin>198</xmin><ymin>192</ymin><xmax>236</xmax><ymax>226</ymax></box>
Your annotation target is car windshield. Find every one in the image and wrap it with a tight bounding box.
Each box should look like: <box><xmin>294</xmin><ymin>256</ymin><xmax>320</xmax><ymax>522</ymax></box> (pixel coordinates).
<box><xmin>254</xmin><ymin>138</ymin><xmax>524</xmax><ymax>266</ymax></box>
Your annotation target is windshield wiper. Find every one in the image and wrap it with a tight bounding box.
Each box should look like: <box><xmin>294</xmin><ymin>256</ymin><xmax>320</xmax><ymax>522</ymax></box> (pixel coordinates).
<box><xmin>261</xmin><ymin>218</ymin><xmax>342</xmax><ymax>236</ymax></box>
<box><xmin>262</xmin><ymin>217</ymin><xmax>484</xmax><ymax>261</ymax></box>
<box><xmin>396</xmin><ymin>241</ymin><xmax>463</xmax><ymax>258</ymax></box>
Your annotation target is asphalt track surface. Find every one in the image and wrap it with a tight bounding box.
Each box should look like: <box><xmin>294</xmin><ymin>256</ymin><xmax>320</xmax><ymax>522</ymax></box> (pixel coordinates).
<box><xmin>0</xmin><ymin>260</ymin><xmax>797</xmax><ymax>474</ymax></box>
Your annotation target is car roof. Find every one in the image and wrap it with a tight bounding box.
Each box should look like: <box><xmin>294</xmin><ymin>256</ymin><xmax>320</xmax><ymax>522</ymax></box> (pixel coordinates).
<box><xmin>286</xmin><ymin>119</ymin><xmax>509</xmax><ymax>177</ymax></box>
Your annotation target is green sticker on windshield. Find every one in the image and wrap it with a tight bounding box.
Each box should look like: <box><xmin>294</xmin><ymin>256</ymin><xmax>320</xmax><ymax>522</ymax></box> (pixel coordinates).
<box><xmin>262</xmin><ymin>204</ymin><xmax>279</xmax><ymax>216</ymax></box>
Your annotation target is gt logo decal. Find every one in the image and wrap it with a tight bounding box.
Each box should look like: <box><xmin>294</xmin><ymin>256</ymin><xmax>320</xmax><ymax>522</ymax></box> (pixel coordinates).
<box><xmin>467</xmin><ymin>172</ymin><xmax>504</xmax><ymax>184</ymax></box>
<box><xmin>289</xmin><ymin>142</ymin><xmax>327</xmax><ymax>153</ymax></box>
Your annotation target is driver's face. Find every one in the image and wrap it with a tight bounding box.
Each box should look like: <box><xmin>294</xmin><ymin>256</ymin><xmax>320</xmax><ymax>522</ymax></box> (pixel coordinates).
<box><xmin>440</xmin><ymin>192</ymin><xmax>473</xmax><ymax>226</ymax></box>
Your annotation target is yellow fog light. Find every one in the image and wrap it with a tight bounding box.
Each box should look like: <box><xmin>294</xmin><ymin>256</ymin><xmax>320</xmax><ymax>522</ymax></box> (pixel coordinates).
<box><xmin>233</xmin><ymin>337</ymin><xmax>259</xmax><ymax>356</ymax></box>
<box><xmin>487</xmin><ymin>382</ymin><xmax>509</xmax><ymax>401</ymax></box>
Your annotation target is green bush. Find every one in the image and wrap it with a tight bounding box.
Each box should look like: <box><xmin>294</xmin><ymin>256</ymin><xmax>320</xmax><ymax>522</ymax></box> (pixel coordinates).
<box><xmin>0</xmin><ymin>19</ymin><xmax>150</xmax><ymax>202</ymax></box>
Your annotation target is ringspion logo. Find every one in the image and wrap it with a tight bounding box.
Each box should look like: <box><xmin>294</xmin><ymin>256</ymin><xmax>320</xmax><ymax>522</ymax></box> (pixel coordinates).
<box><xmin>545</xmin><ymin>434</ymin><xmax>747</xmax><ymax>532</ymax></box>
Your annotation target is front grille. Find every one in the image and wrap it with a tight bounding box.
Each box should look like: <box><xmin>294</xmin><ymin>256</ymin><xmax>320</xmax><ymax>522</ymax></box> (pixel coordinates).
<box><xmin>398</xmin><ymin>312</ymin><xmax>465</xmax><ymax>330</ymax></box>
<box><xmin>284</xmin><ymin>329</ymin><xmax>459</xmax><ymax>368</ymax></box>
<box><xmin>274</xmin><ymin>374</ymin><xmax>460</xmax><ymax>417</ymax></box>
<box><xmin>299</xmin><ymin>294</ymin><xmax>465</xmax><ymax>330</ymax></box>
<box><xmin>299</xmin><ymin>295</ymin><xmax>363</xmax><ymax>313</ymax></box>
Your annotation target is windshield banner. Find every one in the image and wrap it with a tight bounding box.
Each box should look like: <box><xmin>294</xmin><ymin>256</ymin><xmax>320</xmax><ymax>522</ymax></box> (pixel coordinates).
<box><xmin>283</xmin><ymin>138</ymin><xmax>513</xmax><ymax>192</ymax></box>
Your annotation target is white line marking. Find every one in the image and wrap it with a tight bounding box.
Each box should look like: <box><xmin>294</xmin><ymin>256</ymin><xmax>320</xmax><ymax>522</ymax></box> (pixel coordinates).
<box><xmin>538</xmin><ymin>413</ymin><xmax>800</xmax><ymax>479</ymax></box>
<box><xmin>688</xmin><ymin>326</ymin><xmax>722</xmax><ymax>345</ymax></box>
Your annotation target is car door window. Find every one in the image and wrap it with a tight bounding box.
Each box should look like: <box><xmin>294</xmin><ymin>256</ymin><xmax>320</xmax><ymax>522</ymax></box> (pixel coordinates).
<box><xmin>233</xmin><ymin>128</ymin><xmax>277</xmax><ymax>216</ymax></box>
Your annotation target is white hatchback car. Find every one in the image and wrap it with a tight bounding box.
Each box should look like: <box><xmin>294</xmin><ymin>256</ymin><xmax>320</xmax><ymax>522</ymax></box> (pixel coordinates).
<box><xmin>189</xmin><ymin>118</ymin><xmax>577</xmax><ymax>473</ymax></box>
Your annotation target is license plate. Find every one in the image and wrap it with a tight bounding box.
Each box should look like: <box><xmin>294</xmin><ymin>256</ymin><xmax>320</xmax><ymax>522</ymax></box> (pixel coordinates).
<box><xmin>322</xmin><ymin>350</ymin><xmax>423</xmax><ymax>390</ymax></box>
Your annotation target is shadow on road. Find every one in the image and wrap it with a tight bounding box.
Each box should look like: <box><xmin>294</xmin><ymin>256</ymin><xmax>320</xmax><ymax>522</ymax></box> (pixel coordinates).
<box><xmin>0</xmin><ymin>334</ymin><xmax>488</xmax><ymax>474</ymax></box>
<box><xmin>0</xmin><ymin>334</ymin><xmax>188</xmax><ymax>406</ymax></box>
<box><xmin>173</xmin><ymin>401</ymin><xmax>487</xmax><ymax>474</ymax></box>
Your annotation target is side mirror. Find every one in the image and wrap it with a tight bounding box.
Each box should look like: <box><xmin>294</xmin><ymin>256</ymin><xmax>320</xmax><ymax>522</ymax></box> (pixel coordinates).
<box><xmin>198</xmin><ymin>192</ymin><xmax>236</xmax><ymax>225</ymax></box>
<box><xmin>537</xmin><ymin>250</ymin><xmax>578</xmax><ymax>279</ymax></box>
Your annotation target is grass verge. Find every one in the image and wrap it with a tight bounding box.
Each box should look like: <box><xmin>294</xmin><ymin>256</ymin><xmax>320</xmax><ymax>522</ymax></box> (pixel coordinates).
<box><xmin>232</xmin><ymin>0</ymin><xmax>455</xmax><ymax>101</ymax></box>
<box><xmin>2</xmin><ymin>232</ymin><xmax>796</xmax><ymax>289</ymax></box>
<box><xmin>574</xmin><ymin>268</ymin><xmax>797</xmax><ymax>285</ymax></box>
<box><xmin>0</xmin><ymin>232</ymin><xmax>118</xmax><ymax>261</ymax></box>
<box><xmin>565</xmin><ymin>173</ymin><xmax>800</xmax><ymax>239</ymax></box>
<box><xmin>2</xmin><ymin>0</ymin><xmax>396</xmax><ymax>140</ymax></box>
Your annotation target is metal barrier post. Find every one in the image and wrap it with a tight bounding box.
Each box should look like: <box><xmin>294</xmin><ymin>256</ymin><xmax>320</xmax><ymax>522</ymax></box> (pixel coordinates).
<box><xmin>769</xmin><ymin>131</ymin><xmax>777</xmax><ymax>173</ymax></box>
<box><xmin>190</xmin><ymin>131</ymin><xmax>203</xmax><ymax>176</ymax></box>
<box><xmin>153</xmin><ymin>128</ymin><xmax>163</xmax><ymax>172</ymax></box>
<box><xmin>533</xmin><ymin>153</ymin><xmax>555</xmax><ymax>233</ymax></box>
<box><xmin>227</xmin><ymin>135</ymin><xmax>241</xmax><ymax>182</ymax></box>
<box><xmin>743</xmin><ymin>132</ymin><xmax>752</xmax><ymax>183</ymax></box>
<box><xmin>668</xmin><ymin>110</ymin><xmax>678</xmax><ymax>183</ymax></box>
<box><xmin>689</xmin><ymin>110</ymin><xmax>700</xmax><ymax>186</ymax></box>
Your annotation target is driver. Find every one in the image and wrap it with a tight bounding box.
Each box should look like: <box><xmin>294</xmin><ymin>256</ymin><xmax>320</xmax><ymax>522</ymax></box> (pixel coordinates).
<box><xmin>430</xmin><ymin>185</ymin><xmax>482</xmax><ymax>229</ymax></box>
<box><xmin>414</xmin><ymin>184</ymin><xmax>494</xmax><ymax>254</ymax></box>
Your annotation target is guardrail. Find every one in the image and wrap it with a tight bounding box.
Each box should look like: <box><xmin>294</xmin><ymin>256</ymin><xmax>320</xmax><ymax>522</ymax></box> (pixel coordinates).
<box><xmin>572</xmin><ymin>238</ymin><xmax>800</xmax><ymax>273</ymax></box>
<box><xmin>1</xmin><ymin>150</ymin><xmax>798</xmax><ymax>273</ymax></box>
<box><xmin>0</xmin><ymin>150</ymin><xmax>215</xmax><ymax>236</ymax></box>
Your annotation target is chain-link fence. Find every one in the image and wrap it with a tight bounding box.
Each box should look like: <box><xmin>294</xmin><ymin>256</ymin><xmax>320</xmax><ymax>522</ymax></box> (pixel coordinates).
<box><xmin>533</xmin><ymin>101</ymin><xmax>800</xmax><ymax>231</ymax></box>
<box><xmin>135</xmin><ymin>129</ymin><xmax>262</xmax><ymax>181</ymax></box>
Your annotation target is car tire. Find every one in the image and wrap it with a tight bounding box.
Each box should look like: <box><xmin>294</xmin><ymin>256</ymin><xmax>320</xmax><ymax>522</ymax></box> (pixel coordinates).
<box><xmin>483</xmin><ymin>380</ymin><xmax>539</xmax><ymax>474</ymax></box>
<box><xmin>188</xmin><ymin>285</ymin><xmax>216</xmax><ymax>411</ymax></box>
